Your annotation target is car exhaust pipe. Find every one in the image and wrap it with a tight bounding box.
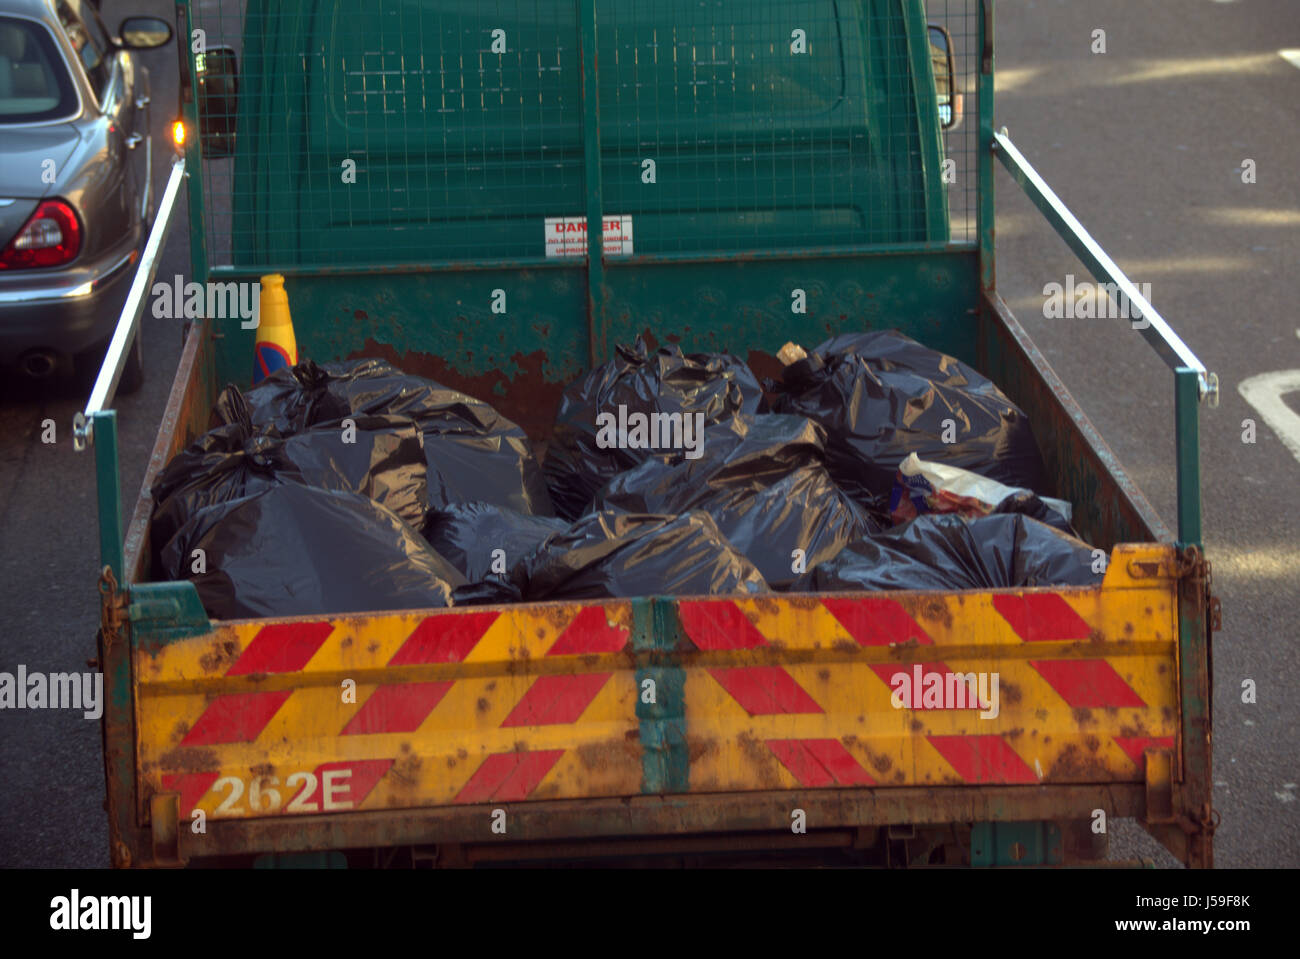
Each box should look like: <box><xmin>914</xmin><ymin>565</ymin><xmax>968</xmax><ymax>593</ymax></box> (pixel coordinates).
<box><xmin>20</xmin><ymin>350</ymin><xmax>58</xmax><ymax>379</ymax></box>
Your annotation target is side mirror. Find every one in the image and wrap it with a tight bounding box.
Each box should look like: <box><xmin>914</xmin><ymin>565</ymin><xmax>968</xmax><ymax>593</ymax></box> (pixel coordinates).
<box><xmin>927</xmin><ymin>24</ymin><xmax>959</xmax><ymax>130</ymax></box>
<box><xmin>196</xmin><ymin>45</ymin><xmax>239</xmax><ymax>159</ymax></box>
<box><xmin>118</xmin><ymin>17</ymin><xmax>173</xmax><ymax>50</ymax></box>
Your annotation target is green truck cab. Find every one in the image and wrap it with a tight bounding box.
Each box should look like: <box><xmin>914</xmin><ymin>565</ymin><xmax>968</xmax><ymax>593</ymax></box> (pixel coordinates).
<box><xmin>78</xmin><ymin>0</ymin><xmax>1219</xmax><ymax>868</ymax></box>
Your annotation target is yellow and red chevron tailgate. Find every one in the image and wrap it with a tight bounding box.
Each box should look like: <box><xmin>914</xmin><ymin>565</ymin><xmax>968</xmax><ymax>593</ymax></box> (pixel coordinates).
<box><xmin>138</xmin><ymin>603</ymin><xmax>641</xmax><ymax>821</ymax></box>
<box><xmin>137</xmin><ymin>544</ymin><xmax>1178</xmax><ymax>822</ymax></box>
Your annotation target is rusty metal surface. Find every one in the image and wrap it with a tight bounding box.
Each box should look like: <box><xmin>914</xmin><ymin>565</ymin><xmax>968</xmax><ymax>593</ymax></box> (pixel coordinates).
<box><xmin>120</xmin><ymin>547</ymin><xmax>1194</xmax><ymax>866</ymax></box>
<box><xmin>1173</xmin><ymin>546</ymin><xmax>1215</xmax><ymax>867</ymax></box>
<box><xmin>353</xmin><ymin>339</ymin><xmax>569</xmax><ymax>445</ymax></box>
<box><xmin>672</xmin><ymin>558</ymin><xmax>1180</xmax><ymax>796</ymax></box>
<box><xmin>175</xmin><ymin>783</ymin><xmax>1146</xmax><ymax>863</ymax></box>
<box><xmin>99</xmin><ymin>565</ymin><xmax>135</xmax><ymax>868</ymax></box>
<box><xmin>132</xmin><ymin>554</ymin><xmax>1180</xmax><ymax>837</ymax></box>
<box><xmin>124</xmin><ymin>320</ymin><xmax>219</xmax><ymax>585</ymax></box>
<box><xmin>133</xmin><ymin>604</ymin><xmax>643</xmax><ymax>828</ymax></box>
<box><xmin>107</xmin><ymin>321</ymin><xmax>216</xmax><ymax>869</ymax></box>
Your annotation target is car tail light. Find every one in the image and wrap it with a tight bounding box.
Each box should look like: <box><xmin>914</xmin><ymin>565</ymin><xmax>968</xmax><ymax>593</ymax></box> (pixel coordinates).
<box><xmin>0</xmin><ymin>200</ymin><xmax>82</xmax><ymax>270</ymax></box>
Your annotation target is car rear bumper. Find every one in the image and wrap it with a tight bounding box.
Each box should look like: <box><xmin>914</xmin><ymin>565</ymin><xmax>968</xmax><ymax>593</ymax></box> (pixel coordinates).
<box><xmin>0</xmin><ymin>245</ymin><xmax>139</xmax><ymax>365</ymax></box>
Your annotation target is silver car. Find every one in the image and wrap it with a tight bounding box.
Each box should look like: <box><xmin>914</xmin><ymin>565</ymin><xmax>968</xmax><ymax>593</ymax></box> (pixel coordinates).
<box><xmin>0</xmin><ymin>0</ymin><xmax>171</xmax><ymax>393</ymax></box>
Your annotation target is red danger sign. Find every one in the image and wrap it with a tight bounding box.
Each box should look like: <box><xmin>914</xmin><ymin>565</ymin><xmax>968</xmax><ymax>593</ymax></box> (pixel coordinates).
<box><xmin>545</xmin><ymin>215</ymin><xmax>634</xmax><ymax>257</ymax></box>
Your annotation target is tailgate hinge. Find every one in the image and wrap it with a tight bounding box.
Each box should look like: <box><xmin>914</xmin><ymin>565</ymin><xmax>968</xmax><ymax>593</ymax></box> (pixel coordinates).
<box><xmin>98</xmin><ymin>566</ymin><xmax>129</xmax><ymax>652</ymax></box>
<box><xmin>1176</xmin><ymin>547</ymin><xmax>1221</xmax><ymax>631</ymax></box>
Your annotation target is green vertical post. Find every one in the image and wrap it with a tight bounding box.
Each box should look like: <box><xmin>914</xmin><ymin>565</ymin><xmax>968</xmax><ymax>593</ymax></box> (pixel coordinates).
<box><xmin>1176</xmin><ymin>561</ymin><xmax>1214</xmax><ymax>867</ymax></box>
<box><xmin>900</xmin><ymin>1</ymin><xmax>949</xmax><ymax>242</ymax></box>
<box><xmin>1174</xmin><ymin>366</ymin><xmax>1211</xmax><ymax>865</ymax></box>
<box><xmin>97</xmin><ymin>405</ymin><xmax>139</xmax><ymax>866</ymax></box>
<box><xmin>634</xmin><ymin>597</ymin><xmax>689</xmax><ymax>795</ymax></box>
<box><xmin>179</xmin><ymin>1</ymin><xmax>209</xmax><ymax>287</ymax></box>
<box><xmin>978</xmin><ymin>0</ymin><xmax>995</xmax><ymax>291</ymax></box>
<box><xmin>1175</xmin><ymin>374</ymin><xmax>1211</xmax><ymax>868</ymax></box>
<box><xmin>1174</xmin><ymin>368</ymin><xmax>1202</xmax><ymax>547</ymax></box>
<box><xmin>93</xmin><ymin>411</ymin><xmax>125</xmax><ymax>579</ymax></box>
<box><xmin>577</xmin><ymin>0</ymin><xmax>606</xmax><ymax>366</ymax></box>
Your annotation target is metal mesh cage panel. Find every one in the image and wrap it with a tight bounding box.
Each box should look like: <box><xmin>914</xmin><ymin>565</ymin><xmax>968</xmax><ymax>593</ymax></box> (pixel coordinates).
<box><xmin>185</xmin><ymin>0</ymin><xmax>980</xmax><ymax>271</ymax></box>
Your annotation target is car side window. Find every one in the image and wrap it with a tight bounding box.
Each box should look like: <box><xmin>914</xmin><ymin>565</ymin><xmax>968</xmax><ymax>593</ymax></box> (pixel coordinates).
<box><xmin>55</xmin><ymin>0</ymin><xmax>110</xmax><ymax>102</ymax></box>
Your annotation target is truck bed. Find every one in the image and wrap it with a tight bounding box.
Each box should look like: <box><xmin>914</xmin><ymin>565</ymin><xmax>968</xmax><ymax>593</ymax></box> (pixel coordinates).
<box><xmin>106</xmin><ymin>285</ymin><xmax>1204</xmax><ymax>868</ymax></box>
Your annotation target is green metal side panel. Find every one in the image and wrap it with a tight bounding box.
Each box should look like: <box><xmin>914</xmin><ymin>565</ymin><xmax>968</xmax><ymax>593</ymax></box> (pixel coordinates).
<box><xmin>231</xmin><ymin>3</ymin><xmax>310</xmax><ymax>267</ymax></box>
<box><xmin>211</xmin><ymin>264</ymin><xmax>590</xmax><ymax>421</ymax></box>
<box><xmin>209</xmin><ymin>251</ymin><xmax>979</xmax><ymax>439</ymax></box>
<box><xmin>224</xmin><ymin>0</ymin><xmax>947</xmax><ymax>270</ymax></box>
<box><xmin>979</xmin><ymin>291</ymin><xmax>1167</xmax><ymax>550</ymax></box>
<box><xmin>602</xmin><ymin>251</ymin><xmax>976</xmax><ymax>362</ymax></box>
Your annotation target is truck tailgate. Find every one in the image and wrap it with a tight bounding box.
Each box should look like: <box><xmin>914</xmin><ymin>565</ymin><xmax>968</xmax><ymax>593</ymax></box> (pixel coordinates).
<box><xmin>137</xmin><ymin>548</ymin><xmax>1178</xmax><ymax>830</ymax></box>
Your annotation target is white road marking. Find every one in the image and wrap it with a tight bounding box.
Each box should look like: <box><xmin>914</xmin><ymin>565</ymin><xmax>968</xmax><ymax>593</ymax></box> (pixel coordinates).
<box><xmin>1282</xmin><ymin>50</ymin><xmax>1300</xmax><ymax>71</ymax></box>
<box><xmin>1239</xmin><ymin>370</ymin><xmax>1300</xmax><ymax>466</ymax></box>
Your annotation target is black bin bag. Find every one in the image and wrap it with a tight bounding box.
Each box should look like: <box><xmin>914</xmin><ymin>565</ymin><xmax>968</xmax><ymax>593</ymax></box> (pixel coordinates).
<box><xmin>464</xmin><ymin>510</ymin><xmax>769</xmax><ymax>603</ymax></box>
<box><xmin>235</xmin><ymin>359</ymin><xmax>554</xmax><ymax>516</ymax></box>
<box><xmin>594</xmin><ymin>415</ymin><xmax>876</xmax><ymax>589</ymax></box>
<box><xmin>276</xmin><ymin>414</ymin><xmax>429</xmax><ymax>532</ymax></box>
<box><xmin>160</xmin><ymin>486</ymin><xmax>466</xmax><ymax>619</ymax></box>
<box><xmin>768</xmin><ymin>331</ymin><xmax>1049</xmax><ymax>518</ymax></box>
<box><xmin>810</xmin><ymin>513</ymin><xmax>1103</xmax><ymax>592</ymax></box>
<box><xmin>543</xmin><ymin>338</ymin><xmax>764</xmax><ymax>519</ymax></box>
<box><xmin>150</xmin><ymin>387</ymin><xmax>430</xmax><ymax>574</ymax></box>
<box><xmin>426</xmin><ymin>502</ymin><xmax>568</xmax><ymax>585</ymax></box>
<box><xmin>149</xmin><ymin>399</ymin><xmax>281</xmax><ymax>575</ymax></box>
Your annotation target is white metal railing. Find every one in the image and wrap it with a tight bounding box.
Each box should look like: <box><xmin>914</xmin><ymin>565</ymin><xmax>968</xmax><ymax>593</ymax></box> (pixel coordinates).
<box><xmin>73</xmin><ymin>156</ymin><xmax>188</xmax><ymax>451</ymax></box>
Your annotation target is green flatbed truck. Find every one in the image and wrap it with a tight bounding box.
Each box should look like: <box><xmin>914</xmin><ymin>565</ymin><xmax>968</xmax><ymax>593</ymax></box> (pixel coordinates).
<box><xmin>78</xmin><ymin>0</ymin><xmax>1220</xmax><ymax>868</ymax></box>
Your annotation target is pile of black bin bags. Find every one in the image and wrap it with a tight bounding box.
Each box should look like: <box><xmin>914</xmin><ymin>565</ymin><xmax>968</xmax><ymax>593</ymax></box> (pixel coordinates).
<box><xmin>149</xmin><ymin>333</ymin><xmax>1103</xmax><ymax>619</ymax></box>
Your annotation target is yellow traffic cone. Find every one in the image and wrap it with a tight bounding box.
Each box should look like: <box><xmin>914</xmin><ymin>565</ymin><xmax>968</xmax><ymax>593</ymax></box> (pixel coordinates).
<box><xmin>253</xmin><ymin>273</ymin><xmax>298</xmax><ymax>383</ymax></box>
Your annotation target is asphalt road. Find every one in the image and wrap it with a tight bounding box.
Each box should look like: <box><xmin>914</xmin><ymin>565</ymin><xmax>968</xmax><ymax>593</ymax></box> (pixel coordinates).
<box><xmin>0</xmin><ymin>0</ymin><xmax>183</xmax><ymax>868</ymax></box>
<box><xmin>0</xmin><ymin>0</ymin><xmax>1295</xmax><ymax>868</ymax></box>
<box><xmin>995</xmin><ymin>0</ymin><xmax>1300</xmax><ymax>867</ymax></box>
